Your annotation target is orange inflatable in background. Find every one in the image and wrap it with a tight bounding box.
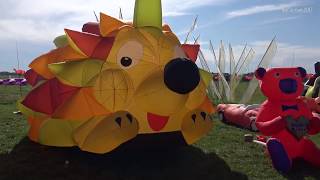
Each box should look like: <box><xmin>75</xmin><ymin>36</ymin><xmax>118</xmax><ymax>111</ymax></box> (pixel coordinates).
<box><xmin>19</xmin><ymin>0</ymin><xmax>215</xmax><ymax>154</ymax></box>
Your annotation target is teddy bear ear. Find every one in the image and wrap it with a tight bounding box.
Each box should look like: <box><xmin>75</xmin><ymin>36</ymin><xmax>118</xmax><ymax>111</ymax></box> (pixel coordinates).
<box><xmin>298</xmin><ymin>67</ymin><xmax>306</xmax><ymax>78</ymax></box>
<box><xmin>255</xmin><ymin>67</ymin><xmax>266</xmax><ymax>80</ymax></box>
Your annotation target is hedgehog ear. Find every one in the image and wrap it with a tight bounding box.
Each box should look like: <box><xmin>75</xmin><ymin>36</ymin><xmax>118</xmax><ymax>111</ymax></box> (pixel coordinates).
<box><xmin>133</xmin><ymin>0</ymin><xmax>162</xmax><ymax>29</ymax></box>
<box><xmin>181</xmin><ymin>44</ymin><xmax>200</xmax><ymax>62</ymax></box>
<box><xmin>298</xmin><ymin>67</ymin><xmax>306</xmax><ymax>78</ymax></box>
<box><xmin>255</xmin><ymin>67</ymin><xmax>266</xmax><ymax>80</ymax></box>
<box><xmin>100</xmin><ymin>13</ymin><xmax>125</xmax><ymax>37</ymax></box>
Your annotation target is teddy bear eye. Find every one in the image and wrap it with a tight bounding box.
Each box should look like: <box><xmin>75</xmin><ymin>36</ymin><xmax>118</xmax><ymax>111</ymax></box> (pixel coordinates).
<box><xmin>274</xmin><ymin>72</ymin><xmax>280</xmax><ymax>78</ymax></box>
<box><xmin>295</xmin><ymin>72</ymin><xmax>300</xmax><ymax>77</ymax></box>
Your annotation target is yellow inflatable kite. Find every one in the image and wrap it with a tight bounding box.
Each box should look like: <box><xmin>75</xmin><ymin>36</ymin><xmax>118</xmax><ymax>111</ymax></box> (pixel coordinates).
<box><xmin>20</xmin><ymin>0</ymin><xmax>215</xmax><ymax>154</ymax></box>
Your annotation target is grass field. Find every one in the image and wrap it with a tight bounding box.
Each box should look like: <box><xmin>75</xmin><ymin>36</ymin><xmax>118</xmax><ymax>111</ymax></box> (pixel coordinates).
<box><xmin>1</xmin><ymin>83</ymin><xmax>320</xmax><ymax>180</ymax></box>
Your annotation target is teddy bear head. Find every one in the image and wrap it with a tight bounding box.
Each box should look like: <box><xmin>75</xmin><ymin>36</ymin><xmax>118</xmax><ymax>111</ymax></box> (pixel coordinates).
<box><xmin>255</xmin><ymin>67</ymin><xmax>306</xmax><ymax>101</ymax></box>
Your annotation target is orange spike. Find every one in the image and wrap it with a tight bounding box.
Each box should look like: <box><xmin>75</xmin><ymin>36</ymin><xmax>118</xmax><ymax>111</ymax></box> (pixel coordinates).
<box><xmin>162</xmin><ymin>24</ymin><xmax>172</xmax><ymax>32</ymax></box>
<box><xmin>200</xmin><ymin>97</ymin><xmax>216</xmax><ymax>114</ymax></box>
<box><xmin>52</xmin><ymin>88</ymin><xmax>110</xmax><ymax>119</ymax></box>
<box><xmin>100</xmin><ymin>13</ymin><xmax>125</xmax><ymax>37</ymax></box>
<box><xmin>28</xmin><ymin>117</ymin><xmax>46</xmax><ymax>142</ymax></box>
<box><xmin>29</xmin><ymin>46</ymin><xmax>86</xmax><ymax>79</ymax></box>
<box><xmin>181</xmin><ymin>44</ymin><xmax>200</xmax><ymax>62</ymax></box>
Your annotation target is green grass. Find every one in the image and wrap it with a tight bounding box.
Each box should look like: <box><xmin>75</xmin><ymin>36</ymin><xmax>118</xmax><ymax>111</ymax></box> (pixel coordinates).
<box><xmin>0</xmin><ymin>85</ymin><xmax>320</xmax><ymax>180</ymax></box>
<box><xmin>233</xmin><ymin>82</ymin><xmax>266</xmax><ymax>104</ymax></box>
<box><xmin>0</xmin><ymin>86</ymin><xmax>30</xmax><ymax>152</ymax></box>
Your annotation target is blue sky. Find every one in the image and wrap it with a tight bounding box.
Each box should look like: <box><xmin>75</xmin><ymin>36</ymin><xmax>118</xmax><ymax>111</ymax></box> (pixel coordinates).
<box><xmin>0</xmin><ymin>0</ymin><xmax>319</xmax><ymax>72</ymax></box>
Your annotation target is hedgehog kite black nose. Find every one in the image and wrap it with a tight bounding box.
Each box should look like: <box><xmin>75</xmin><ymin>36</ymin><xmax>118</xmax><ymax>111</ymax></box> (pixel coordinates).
<box><xmin>164</xmin><ymin>58</ymin><xmax>200</xmax><ymax>94</ymax></box>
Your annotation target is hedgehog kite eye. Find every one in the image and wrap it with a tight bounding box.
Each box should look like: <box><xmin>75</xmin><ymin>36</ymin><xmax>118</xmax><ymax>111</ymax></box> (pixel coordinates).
<box><xmin>120</xmin><ymin>57</ymin><xmax>133</xmax><ymax>67</ymax></box>
<box><xmin>275</xmin><ymin>72</ymin><xmax>280</xmax><ymax>78</ymax></box>
<box><xmin>295</xmin><ymin>72</ymin><xmax>300</xmax><ymax>77</ymax></box>
<box><xmin>117</xmin><ymin>41</ymin><xmax>143</xmax><ymax>69</ymax></box>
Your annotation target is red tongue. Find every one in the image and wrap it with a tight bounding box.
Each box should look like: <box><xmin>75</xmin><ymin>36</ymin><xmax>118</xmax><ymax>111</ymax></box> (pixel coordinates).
<box><xmin>147</xmin><ymin>113</ymin><xmax>169</xmax><ymax>131</ymax></box>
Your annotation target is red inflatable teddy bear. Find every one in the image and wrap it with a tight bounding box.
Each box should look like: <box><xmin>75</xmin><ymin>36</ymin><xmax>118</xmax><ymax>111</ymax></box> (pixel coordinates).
<box><xmin>255</xmin><ymin>67</ymin><xmax>320</xmax><ymax>173</ymax></box>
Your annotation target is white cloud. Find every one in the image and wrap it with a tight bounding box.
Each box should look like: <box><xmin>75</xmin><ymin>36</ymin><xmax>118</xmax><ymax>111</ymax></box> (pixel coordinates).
<box><xmin>0</xmin><ymin>0</ymin><xmax>232</xmax><ymax>43</ymax></box>
<box><xmin>226</xmin><ymin>2</ymin><xmax>302</xmax><ymax>19</ymax></box>
<box><xmin>0</xmin><ymin>0</ymin><xmax>234</xmax><ymax>71</ymax></box>
<box><xmin>0</xmin><ymin>19</ymin><xmax>65</xmax><ymax>42</ymax></box>
<box><xmin>269</xmin><ymin>43</ymin><xmax>320</xmax><ymax>72</ymax></box>
<box><xmin>258</xmin><ymin>16</ymin><xmax>300</xmax><ymax>25</ymax></box>
<box><xmin>164</xmin><ymin>0</ymin><xmax>232</xmax><ymax>12</ymax></box>
<box><xmin>164</xmin><ymin>12</ymin><xmax>190</xmax><ymax>17</ymax></box>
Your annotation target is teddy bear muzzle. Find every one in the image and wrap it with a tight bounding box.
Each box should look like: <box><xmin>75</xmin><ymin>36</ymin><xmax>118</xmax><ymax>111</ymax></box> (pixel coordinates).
<box><xmin>279</xmin><ymin>78</ymin><xmax>298</xmax><ymax>94</ymax></box>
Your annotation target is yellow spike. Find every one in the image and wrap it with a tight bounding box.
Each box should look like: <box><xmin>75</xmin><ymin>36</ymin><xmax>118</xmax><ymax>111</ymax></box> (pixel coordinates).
<box><xmin>48</xmin><ymin>59</ymin><xmax>104</xmax><ymax>87</ymax></box>
<box><xmin>199</xmin><ymin>69</ymin><xmax>213</xmax><ymax>87</ymax></box>
<box><xmin>100</xmin><ymin>13</ymin><xmax>125</xmax><ymax>37</ymax></box>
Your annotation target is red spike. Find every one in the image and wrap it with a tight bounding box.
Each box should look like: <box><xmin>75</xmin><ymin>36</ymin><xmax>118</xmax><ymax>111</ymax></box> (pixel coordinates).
<box><xmin>65</xmin><ymin>29</ymin><xmax>102</xmax><ymax>57</ymax></box>
<box><xmin>181</xmin><ymin>44</ymin><xmax>200</xmax><ymax>62</ymax></box>
<box><xmin>22</xmin><ymin>78</ymin><xmax>79</xmax><ymax>115</ymax></box>
<box><xmin>25</xmin><ymin>69</ymin><xmax>45</xmax><ymax>86</ymax></box>
<box><xmin>91</xmin><ymin>37</ymin><xmax>115</xmax><ymax>60</ymax></box>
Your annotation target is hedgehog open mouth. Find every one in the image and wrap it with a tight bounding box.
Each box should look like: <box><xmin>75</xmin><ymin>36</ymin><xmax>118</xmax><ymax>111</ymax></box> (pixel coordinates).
<box><xmin>147</xmin><ymin>113</ymin><xmax>169</xmax><ymax>131</ymax></box>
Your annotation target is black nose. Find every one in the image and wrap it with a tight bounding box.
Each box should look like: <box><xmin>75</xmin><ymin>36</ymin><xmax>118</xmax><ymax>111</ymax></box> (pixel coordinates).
<box><xmin>164</xmin><ymin>58</ymin><xmax>200</xmax><ymax>94</ymax></box>
<box><xmin>279</xmin><ymin>78</ymin><xmax>297</xmax><ymax>94</ymax></box>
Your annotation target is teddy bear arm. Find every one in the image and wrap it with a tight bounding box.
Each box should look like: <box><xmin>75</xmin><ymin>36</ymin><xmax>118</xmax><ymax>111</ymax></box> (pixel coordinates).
<box><xmin>299</xmin><ymin>96</ymin><xmax>318</xmax><ymax>112</ymax></box>
<box><xmin>256</xmin><ymin>116</ymin><xmax>286</xmax><ymax>136</ymax></box>
<box><xmin>308</xmin><ymin>116</ymin><xmax>320</xmax><ymax>135</ymax></box>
